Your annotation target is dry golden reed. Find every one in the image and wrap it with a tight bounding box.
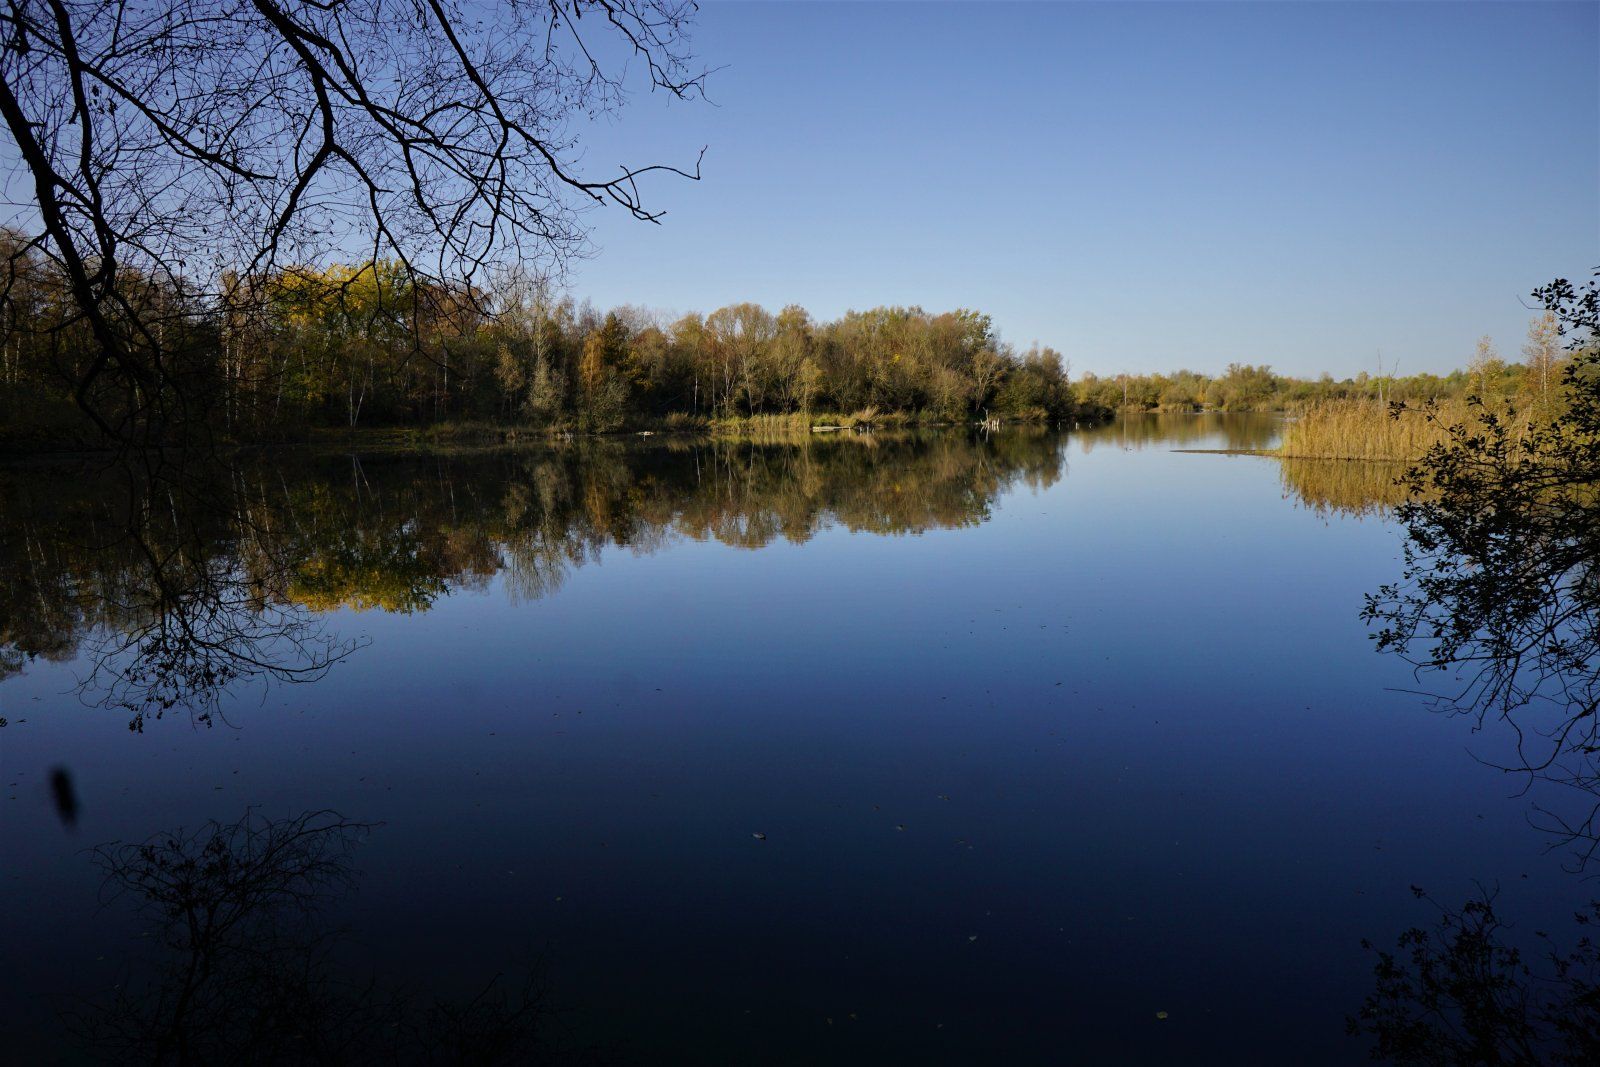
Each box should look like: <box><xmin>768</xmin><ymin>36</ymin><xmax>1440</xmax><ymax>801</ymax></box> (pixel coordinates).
<box><xmin>1278</xmin><ymin>398</ymin><xmax>1494</xmax><ymax>461</ymax></box>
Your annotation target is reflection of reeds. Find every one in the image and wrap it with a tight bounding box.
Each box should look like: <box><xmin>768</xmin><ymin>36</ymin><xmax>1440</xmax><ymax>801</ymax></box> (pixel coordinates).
<box><xmin>1277</xmin><ymin>457</ymin><xmax>1409</xmax><ymax>519</ymax></box>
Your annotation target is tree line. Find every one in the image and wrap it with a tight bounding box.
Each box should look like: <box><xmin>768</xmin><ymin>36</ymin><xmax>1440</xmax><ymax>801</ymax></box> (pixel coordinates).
<box><xmin>2</xmin><ymin>235</ymin><xmax>1585</xmax><ymax>449</ymax></box>
<box><xmin>1075</xmin><ymin>313</ymin><xmax>1574</xmax><ymax>415</ymax></box>
<box><xmin>0</xmin><ymin>244</ymin><xmax>1091</xmax><ymax>445</ymax></box>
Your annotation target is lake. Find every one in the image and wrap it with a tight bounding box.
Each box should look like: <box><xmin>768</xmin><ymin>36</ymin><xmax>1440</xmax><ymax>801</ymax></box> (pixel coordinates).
<box><xmin>0</xmin><ymin>414</ymin><xmax>1586</xmax><ymax>1063</ymax></box>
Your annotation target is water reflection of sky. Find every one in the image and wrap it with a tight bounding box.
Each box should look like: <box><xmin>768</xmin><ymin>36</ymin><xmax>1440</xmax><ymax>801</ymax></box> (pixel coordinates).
<box><xmin>0</xmin><ymin>417</ymin><xmax>1582</xmax><ymax>1063</ymax></box>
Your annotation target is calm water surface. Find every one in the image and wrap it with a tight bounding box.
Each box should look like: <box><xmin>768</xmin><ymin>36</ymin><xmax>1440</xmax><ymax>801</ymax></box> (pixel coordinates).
<box><xmin>0</xmin><ymin>415</ymin><xmax>1583</xmax><ymax>1062</ymax></box>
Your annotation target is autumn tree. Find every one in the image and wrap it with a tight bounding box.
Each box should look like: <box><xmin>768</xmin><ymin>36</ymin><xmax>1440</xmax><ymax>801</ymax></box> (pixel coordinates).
<box><xmin>1468</xmin><ymin>334</ymin><xmax>1505</xmax><ymax>400</ymax></box>
<box><xmin>577</xmin><ymin>313</ymin><xmax>630</xmax><ymax>430</ymax></box>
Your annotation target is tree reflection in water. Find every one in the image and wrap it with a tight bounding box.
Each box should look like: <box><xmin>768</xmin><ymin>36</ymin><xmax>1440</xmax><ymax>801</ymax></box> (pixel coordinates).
<box><xmin>1348</xmin><ymin>888</ymin><xmax>1600</xmax><ymax>1066</ymax></box>
<box><xmin>1073</xmin><ymin>410</ymin><xmax>1284</xmax><ymax>453</ymax></box>
<box><xmin>0</xmin><ymin>431</ymin><xmax>1066</xmax><ymax>728</ymax></box>
<box><xmin>68</xmin><ymin>810</ymin><xmax>564</xmax><ymax>1064</ymax></box>
<box><xmin>0</xmin><ymin>455</ymin><xmax>361</xmax><ymax>730</ymax></box>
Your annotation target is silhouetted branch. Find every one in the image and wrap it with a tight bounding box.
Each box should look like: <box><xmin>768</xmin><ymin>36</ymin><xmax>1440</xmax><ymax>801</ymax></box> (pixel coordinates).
<box><xmin>1363</xmin><ymin>270</ymin><xmax>1600</xmax><ymax>861</ymax></box>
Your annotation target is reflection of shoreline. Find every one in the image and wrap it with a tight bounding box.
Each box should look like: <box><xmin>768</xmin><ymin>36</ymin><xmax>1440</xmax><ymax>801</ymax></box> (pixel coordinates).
<box><xmin>0</xmin><ymin>432</ymin><xmax>1066</xmax><ymax>716</ymax></box>
<box><xmin>1065</xmin><ymin>411</ymin><xmax>1407</xmax><ymax>520</ymax></box>
<box><xmin>1071</xmin><ymin>411</ymin><xmax>1284</xmax><ymax>453</ymax></box>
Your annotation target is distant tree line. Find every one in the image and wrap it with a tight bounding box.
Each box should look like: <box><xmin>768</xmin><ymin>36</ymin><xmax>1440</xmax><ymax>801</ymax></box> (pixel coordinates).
<box><xmin>1074</xmin><ymin>314</ymin><xmax>1574</xmax><ymax>415</ymax></box>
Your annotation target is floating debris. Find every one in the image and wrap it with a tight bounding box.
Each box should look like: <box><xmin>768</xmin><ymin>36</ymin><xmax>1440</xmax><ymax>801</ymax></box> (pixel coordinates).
<box><xmin>752</xmin><ymin>832</ymin><xmax>767</xmax><ymax>841</ymax></box>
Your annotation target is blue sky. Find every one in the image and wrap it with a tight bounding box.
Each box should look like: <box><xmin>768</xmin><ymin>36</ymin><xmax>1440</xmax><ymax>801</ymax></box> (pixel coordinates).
<box><xmin>573</xmin><ymin>1</ymin><xmax>1598</xmax><ymax>378</ymax></box>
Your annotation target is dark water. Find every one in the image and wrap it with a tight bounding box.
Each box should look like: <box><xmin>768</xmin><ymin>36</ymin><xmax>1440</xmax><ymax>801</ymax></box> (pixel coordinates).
<box><xmin>0</xmin><ymin>416</ymin><xmax>1584</xmax><ymax>1063</ymax></box>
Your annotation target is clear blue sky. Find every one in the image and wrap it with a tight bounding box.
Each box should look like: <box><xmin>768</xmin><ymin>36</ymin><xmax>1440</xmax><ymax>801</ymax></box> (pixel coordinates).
<box><xmin>574</xmin><ymin>1</ymin><xmax>1598</xmax><ymax>378</ymax></box>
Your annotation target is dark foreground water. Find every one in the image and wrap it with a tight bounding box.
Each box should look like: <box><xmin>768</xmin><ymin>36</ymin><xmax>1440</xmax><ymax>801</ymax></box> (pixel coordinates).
<box><xmin>0</xmin><ymin>416</ymin><xmax>1587</xmax><ymax>1063</ymax></box>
